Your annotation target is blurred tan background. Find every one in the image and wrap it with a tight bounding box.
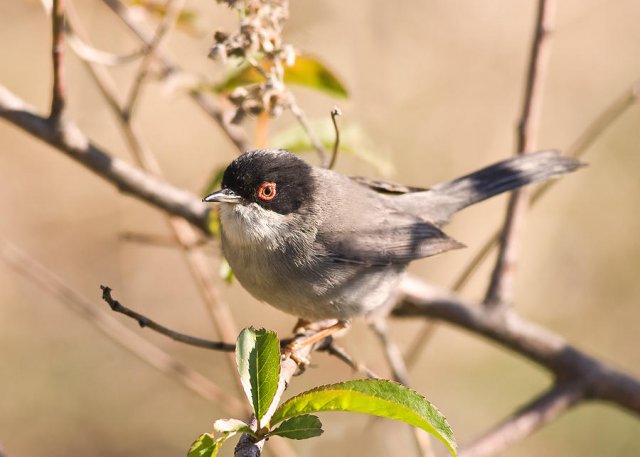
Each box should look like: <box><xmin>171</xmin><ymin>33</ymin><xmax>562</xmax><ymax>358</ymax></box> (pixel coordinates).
<box><xmin>1</xmin><ymin>0</ymin><xmax>640</xmax><ymax>456</ymax></box>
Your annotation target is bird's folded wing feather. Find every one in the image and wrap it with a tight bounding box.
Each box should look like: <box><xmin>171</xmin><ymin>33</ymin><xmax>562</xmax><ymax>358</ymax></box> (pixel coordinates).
<box><xmin>315</xmin><ymin>201</ymin><xmax>464</xmax><ymax>266</ymax></box>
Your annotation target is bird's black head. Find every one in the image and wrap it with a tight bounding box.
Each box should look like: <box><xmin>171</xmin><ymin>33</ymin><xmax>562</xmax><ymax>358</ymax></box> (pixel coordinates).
<box><xmin>214</xmin><ymin>149</ymin><xmax>315</xmax><ymax>215</ymax></box>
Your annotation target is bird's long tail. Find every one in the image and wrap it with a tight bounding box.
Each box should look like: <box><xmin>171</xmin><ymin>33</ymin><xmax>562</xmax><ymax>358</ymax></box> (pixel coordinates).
<box><xmin>397</xmin><ymin>150</ymin><xmax>583</xmax><ymax>225</ymax></box>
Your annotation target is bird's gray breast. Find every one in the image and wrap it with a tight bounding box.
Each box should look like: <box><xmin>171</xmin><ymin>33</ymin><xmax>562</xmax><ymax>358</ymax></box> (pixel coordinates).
<box><xmin>218</xmin><ymin>201</ymin><xmax>404</xmax><ymax>320</ymax></box>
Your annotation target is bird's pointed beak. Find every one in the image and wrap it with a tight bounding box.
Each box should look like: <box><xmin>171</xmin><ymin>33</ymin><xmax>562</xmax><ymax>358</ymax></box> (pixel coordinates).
<box><xmin>203</xmin><ymin>188</ymin><xmax>243</xmax><ymax>204</ymax></box>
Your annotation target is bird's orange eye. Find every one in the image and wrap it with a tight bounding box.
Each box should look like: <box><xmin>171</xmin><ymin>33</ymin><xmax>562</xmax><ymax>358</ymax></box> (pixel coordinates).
<box><xmin>257</xmin><ymin>182</ymin><xmax>277</xmax><ymax>201</ymax></box>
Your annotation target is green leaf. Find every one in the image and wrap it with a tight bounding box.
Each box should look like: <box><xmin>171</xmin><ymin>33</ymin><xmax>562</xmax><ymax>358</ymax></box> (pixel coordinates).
<box><xmin>215</xmin><ymin>54</ymin><xmax>348</xmax><ymax>98</ymax></box>
<box><xmin>271</xmin><ymin>379</ymin><xmax>457</xmax><ymax>456</ymax></box>
<box><xmin>188</xmin><ymin>431</ymin><xmax>239</xmax><ymax>457</ymax></box>
<box><xmin>236</xmin><ymin>327</ymin><xmax>281</xmax><ymax>427</ymax></box>
<box><xmin>188</xmin><ymin>433</ymin><xmax>214</xmax><ymax>457</ymax></box>
<box><xmin>269</xmin><ymin>414</ymin><xmax>323</xmax><ymax>440</ymax></box>
<box><xmin>271</xmin><ymin>121</ymin><xmax>394</xmax><ymax>176</ymax></box>
<box><xmin>282</xmin><ymin>54</ymin><xmax>348</xmax><ymax>98</ymax></box>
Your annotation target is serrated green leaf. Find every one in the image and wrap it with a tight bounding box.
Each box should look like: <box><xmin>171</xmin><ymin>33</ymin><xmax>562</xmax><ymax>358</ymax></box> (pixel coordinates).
<box><xmin>215</xmin><ymin>54</ymin><xmax>348</xmax><ymax>98</ymax></box>
<box><xmin>271</xmin><ymin>379</ymin><xmax>457</xmax><ymax>456</ymax></box>
<box><xmin>271</xmin><ymin>121</ymin><xmax>394</xmax><ymax>176</ymax></box>
<box><xmin>269</xmin><ymin>414</ymin><xmax>323</xmax><ymax>440</ymax></box>
<box><xmin>236</xmin><ymin>327</ymin><xmax>281</xmax><ymax>427</ymax></box>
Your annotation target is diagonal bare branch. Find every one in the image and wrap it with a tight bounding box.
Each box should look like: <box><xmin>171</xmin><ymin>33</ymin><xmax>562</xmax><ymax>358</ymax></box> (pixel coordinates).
<box><xmin>0</xmin><ymin>85</ymin><xmax>209</xmax><ymax>229</ymax></box>
<box><xmin>395</xmin><ymin>278</ymin><xmax>640</xmax><ymax>416</ymax></box>
<box><xmin>460</xmin><ymin>382</ymin><xmax>586</xmax><ymax>457</ymax></box>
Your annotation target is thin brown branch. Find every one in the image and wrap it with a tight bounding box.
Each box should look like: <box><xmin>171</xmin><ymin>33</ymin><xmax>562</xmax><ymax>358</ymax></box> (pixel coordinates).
<box><xmin>123</xmin><ymin>0</ymin><xmax>186</xmax><ymax>119</ymax></box>
<box><xmin>369</xmin><ymin>319</ymin><xmax>410</xmax><ymax>385</ymax></box>
<box><xmin>460</xmin><ymin>382</ymin><xmax>585</xmax><ymax>457</ymax></box>
<box><xmin>0</xmin><ymin>238</ymin><xmax>245</xmax><ymax>416</ymax></box>
<box><xmin>66</xmin><ymin>22</ymin><xmax>144</xmax><ymax>65</ymax></box>
<box><xmin>100</xmin><ymin>286</ymin><xmax>236</xmax><ymax>351</ymax></box>
<box><xmin>49</xmin><ymin>0</ymin><xmax>65</xmax><ymax>121</ymax></box>
<box><xmin>403</xmin><ymin>321</ymin><xmax>438</xmax><ymax>369</ymax></box>
<box><xmin>101</xmin><ymin>0</ymin><xmax>248</xmax><ymax>152</ymax></box>
<box><xmin>289</xmin><ymin>99</ymin><xmax>328</xmax><ymax>166</ymax></box>
<box><xmin>395</xmin><ymin>278</ymin><xmax>640</xmax><ymax>416</ymax></box>
<box><xmin>0</xmin><ymin>85</ymin><xmax>209</xmax><ymax>230</ymax></box>
<box><xmin>319</xmin><ymin>341</ymin><xmax>381</xmax><ymax>379</ymax></box>
<box><xmin>484</xmin><ymin>0</ymin><xmax>556</xmax><ymax>309</ymax></box>
<box><xmin>327</xmin><ymin>106</ymin><xmax>341</xmax><ymax>169</ymax></box>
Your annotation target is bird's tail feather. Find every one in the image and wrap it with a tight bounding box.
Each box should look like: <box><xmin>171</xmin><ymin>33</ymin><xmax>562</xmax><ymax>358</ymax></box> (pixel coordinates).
<box><xmin>398</xmin><ymin>150</ymin><xmax>583</xmax><ymax>225</ymax></box>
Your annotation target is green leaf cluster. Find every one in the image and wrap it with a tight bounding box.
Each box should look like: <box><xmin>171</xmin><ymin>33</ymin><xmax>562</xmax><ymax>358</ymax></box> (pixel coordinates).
<box><xmin>188</xmin><ymin>327</ymin><xmax>457</xmax><ymax>457</ymax></box>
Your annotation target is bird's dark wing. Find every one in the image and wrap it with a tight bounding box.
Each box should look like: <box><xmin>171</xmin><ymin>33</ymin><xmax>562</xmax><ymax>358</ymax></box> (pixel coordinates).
<box><xmin>315</xmin><ymin>207</ymin><xmax>464</xmax><ymax>267</ymax></box>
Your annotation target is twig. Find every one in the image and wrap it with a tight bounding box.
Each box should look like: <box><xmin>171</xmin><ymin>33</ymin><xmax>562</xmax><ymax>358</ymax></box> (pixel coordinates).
<box><xmin>460</xmin><ymin>382</ymin><xmax>585</xmax><ymax>457</ymax></box>
<box><xmin>289</xmin><ymin>99</ymin><xmax>328</xmax><ymax>166</ymax></box>
<box><xmin>123</xmin><ymin>0</ymin><xmax>186</xmax><ymax>119</ymax></box>
<box><xmin>66</xmin><ymin>23</ymin><xmax>145</xmax><ymax>65</ymax></box>
<box><xmin>119</xmin><ymin>231</ymin><xmax>179</xmax><ymax>247</ymax></box>
<box><xmin>319</xmin><ymin>341</ymin><xmax>381</xmax><ymax>379</ymax></box>
<box><xmin>327</xmin><ymin>106</ymin><xmax>341</xmax><ymax>169</ymax></box>
<box><xmin>403</xmin><ymin>321</ymin><xmax>437</xmax><ymax>368</ymax></box>
<box><xmin>0</xmin><ymin>238</ymin><xmax>245</xmax><ymax>416</ymax></box>
<box><xmin>49</xmin><ymin>0</ymin><xmax>65</xmax><ymax>122</ymax></box>
<box><xmin>395</xmin><ymin>277</ymin><xmax>640</xmax><ymax>416</ymax></box>
<box><xmin>0</xmin><ymin>85</ymin><xmax>209</xmax><ymax>230</ymax></box>
<box><xmin>100</xmin><ymin>286</ymin><xmax>236</xmax><ymax>351</ymax></box>
<box><xmin>369</xmin><ymin>319</ymin><xmax>410</xmax><ymax>385</ymax></box>
<box><xmin>368</xmin><ymin>319</ymin><xmax>434</xmax><ymax>457</ymax></box>
<box><xmin>484</xmin><ymin>0</ymin><xmax>556</xmax><ymax>309</ymax></box>
<box><xmin>101</xmin><ymin>0</ymin><xmax>248</xmax><ymax>152</ymax></box>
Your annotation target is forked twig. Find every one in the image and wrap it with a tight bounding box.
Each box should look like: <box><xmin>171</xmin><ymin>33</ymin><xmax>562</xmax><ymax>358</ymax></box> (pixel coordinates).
<box><xmin>101</xmin><ymin>286</ymin><xmax>236</xmax><ymax>351</ymax></box>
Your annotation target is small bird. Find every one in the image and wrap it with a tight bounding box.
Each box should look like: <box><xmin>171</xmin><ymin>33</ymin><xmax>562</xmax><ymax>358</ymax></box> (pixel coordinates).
<box><xmin>204</xmin><ymin>149</ymin><xmax>580</xmax><ymax>327</ymax></box>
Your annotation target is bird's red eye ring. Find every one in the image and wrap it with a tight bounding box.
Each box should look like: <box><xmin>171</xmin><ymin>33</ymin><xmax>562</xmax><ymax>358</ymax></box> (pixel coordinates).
<box><xmin>257</xmin><ymin>182</ymin><xmax>277</xmax><ymax>201</ymax></box>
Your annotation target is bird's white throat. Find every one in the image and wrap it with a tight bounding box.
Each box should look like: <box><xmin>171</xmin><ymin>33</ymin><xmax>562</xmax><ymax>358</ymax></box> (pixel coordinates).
<box><xmin>218</xmin><ymin>202</ymin><xmax>291</xmax><ymax>250</ymax></box>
